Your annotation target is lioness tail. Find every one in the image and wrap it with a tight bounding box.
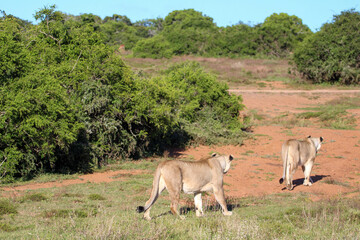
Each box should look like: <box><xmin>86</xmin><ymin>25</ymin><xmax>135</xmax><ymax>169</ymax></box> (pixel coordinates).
<box><xmin>136</xmin><ymin>206</ymin><xmax>145</xmax><ymax>213</ymax></box>
<box><xmin>279</xmin><ymin>178</ymin><xmax>284</xmax><ymax>184</ymax></box>
<box><xmin>137</xmin><ymin>166</ymin><xmax>162</xmax><ymax>214</ymax></box>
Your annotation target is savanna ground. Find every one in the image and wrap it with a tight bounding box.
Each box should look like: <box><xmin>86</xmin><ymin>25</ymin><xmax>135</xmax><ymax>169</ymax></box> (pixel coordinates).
<box><xmin>1</xmin><ymin>56</ymin><xmax>360</xmax><ymax>239</ymax></box>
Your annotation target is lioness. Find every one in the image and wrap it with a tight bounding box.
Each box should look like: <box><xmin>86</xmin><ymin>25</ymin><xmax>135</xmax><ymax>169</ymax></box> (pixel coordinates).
<box><xmin>137</xmin><ymin>154</ymin><xmax>234</xmax><ymax>220</ymax></box>
<box><xmin>279</xmin><ymin>136</ymin><xmax>323</xmax><ymax>190</ymax></box>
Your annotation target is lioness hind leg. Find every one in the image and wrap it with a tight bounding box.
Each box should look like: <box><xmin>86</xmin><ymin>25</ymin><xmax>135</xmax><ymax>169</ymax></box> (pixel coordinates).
<box><xmin>169</xmin><ymin>192</ymin><xmax>184</xmax><ymax>219</ymax></box>
<box><xmin>194</xmin><ymin>193</ymin><xmax>204</xmax><ymax>217</ymax></box>
<box><xmin>164</xmin><ymin>175</ymin><xmax>184</xmax><ymax>219</ymax></box>
<box><xmin>303</xmin><ymin>162</ymin><xmax>314</xmax><ymax>186</ymax></box>
<box><xmin>213</xmin><ymin>188</ymin><xmax>232</xmax><ymax>216</ymax></box>
<box><xmin>143</xmin><ymin>176</ymin><xmax>166</xmax><ymax>220</ymax></box>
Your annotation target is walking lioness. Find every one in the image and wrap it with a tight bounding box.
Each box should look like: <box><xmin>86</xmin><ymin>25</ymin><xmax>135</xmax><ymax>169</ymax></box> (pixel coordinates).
<box><xmin>137</xmin><ymin>154</ymin><xmax>234</xmax><ymax>220</ymax></box>
<box><xmin>279</xmin><ymin>136</ymin><xmax>323</xmax><ymax>190</ymax></box>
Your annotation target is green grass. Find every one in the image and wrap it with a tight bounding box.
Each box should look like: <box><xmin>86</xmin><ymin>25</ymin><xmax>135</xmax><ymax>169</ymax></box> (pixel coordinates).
<box><xmin>0</xmin><ymin>160</ymin><xmax>359</xmax><ymax>239</ymax></box>
<box><xmin>297</xmin><ymin>96</ymin><xmax>360</xmax><ymax>129</ymax></box>
<box><xmin>19</xmin><ymin>193</ymin><xmax>48</xmax><ymax>202</ymax></box>
<box><xmin>0</xmin><ymin>199</ymin><xmax>17</xmax><ymax>216</ymax></box>
<box><xmin>88</xmin><ymin>193</ymin><xmax>106</xmax><ymax>201</ymax></box>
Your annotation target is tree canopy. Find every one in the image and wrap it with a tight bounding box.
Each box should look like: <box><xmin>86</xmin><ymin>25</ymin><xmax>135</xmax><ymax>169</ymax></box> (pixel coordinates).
<box><xmin>292</xmin><ymin>9</ymin><xmax>360</xmax><ymax>84</ymax></box>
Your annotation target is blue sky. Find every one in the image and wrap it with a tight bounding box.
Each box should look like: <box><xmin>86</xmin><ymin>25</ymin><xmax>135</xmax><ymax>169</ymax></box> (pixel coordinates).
<box><xmin>2</xmin><ymin>0</ymin><xmax>359</xmax><ymax>31</ymax></box>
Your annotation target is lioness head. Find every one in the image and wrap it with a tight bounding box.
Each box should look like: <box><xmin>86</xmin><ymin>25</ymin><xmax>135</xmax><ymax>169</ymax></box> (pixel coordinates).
<box><xmin>222</xmin><ymin>155</ymin><xmax>234</xmax><ymax>174</ymax></box>
<box><xmin>308</xmin><ymin>136</ymin><xmax>323</xmax><ymax>152</ymax></box>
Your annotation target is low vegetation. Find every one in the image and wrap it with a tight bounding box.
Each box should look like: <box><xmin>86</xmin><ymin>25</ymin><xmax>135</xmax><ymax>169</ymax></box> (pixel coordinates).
<box><xmin>297</xmin><ymin>97</ymin><xmax>360</xmax><ymax>129</ymax></box>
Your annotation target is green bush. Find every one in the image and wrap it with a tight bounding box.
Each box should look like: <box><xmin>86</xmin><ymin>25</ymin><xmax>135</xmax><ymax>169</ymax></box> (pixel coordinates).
<box><xmin>164</xmin><ymin>61</ymin><xmax>246</xmax><ymax>145</ymax></box>
<box><xmin>293</xmin><ymin>9</ymin><xmax>360</xmax><ymax>84</ymax></box>
<box><xmin>133</xmin><ymin>35</ymin><xmax>173</xmax><ymax>58</ymax></box>
<box><xmin>0</xmin><ymin>7</ymin><xmax>137</xmax><ymax>181</ymax></box>
<box><xmin>162</xmin><ymin>9</ymin><xmax>220</xmax><ymax>55</ymax></box>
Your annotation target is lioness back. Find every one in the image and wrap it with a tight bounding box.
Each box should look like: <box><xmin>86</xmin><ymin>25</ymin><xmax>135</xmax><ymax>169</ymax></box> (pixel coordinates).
<box><xmin>279</xmin><ymin>136</ymin><xmax>323</xmax><ymax>190</ymax></box>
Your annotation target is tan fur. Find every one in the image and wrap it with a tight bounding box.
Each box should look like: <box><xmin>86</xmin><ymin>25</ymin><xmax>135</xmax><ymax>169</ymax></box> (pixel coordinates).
<box><xmin>137</xmin><ymin>154</ymin><xmax>234</xmax><ymax>220</ymax></box>
<box><xmin>279</xmin><ymin>136</ymin><xmax>323</xmax><ymax>190</ymax></box>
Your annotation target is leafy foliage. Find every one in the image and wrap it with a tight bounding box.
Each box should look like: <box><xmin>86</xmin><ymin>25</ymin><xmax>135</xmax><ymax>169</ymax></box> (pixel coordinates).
<box><xmin>256</xmin><ymin>13</ymin><xmax>312</xmax><ymax>57</ymax></box>
<box><xmin>162</xmin><ymin>9</ymin><xmax>220</xmax><ymax>55</ymax></box>
<box><xmin>2</xmin><ymin>7</ymin><xmax>315</xmax><ymax>59</ymax></box>
<box><xmin>133</xmin><ymin>34</ymin><xmax>173</xmax><ymax>58</ymax></box>
<box><xmin>293</xmin><ymin>9</ymin><xmax>360</xmax><ymax>84</ymax></box>
<box><xmin>218</xmin><ymin>24</ymin><xmax>258</xmax><ymax>56</ymax></box>
<box><xmin>0</xmin><ymin>6</ymin><xmax>245</xmax><ymax>182</ymax></box>
<box><xmin>164</xmin><ymin>62</ymin><xmax>246</xmax><ymax>145</ymax></box>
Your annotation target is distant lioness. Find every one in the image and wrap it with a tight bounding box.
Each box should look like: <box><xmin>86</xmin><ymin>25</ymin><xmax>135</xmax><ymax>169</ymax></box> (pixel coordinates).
<box><xmin>137</xmin><ymin>154</ymin><xmax>234</xmax><ymax>220</ymax></box>
<box><xmin>279</xmin><ymin>136</ymin><xmax>323</xmax><ymax>190</ymax></box>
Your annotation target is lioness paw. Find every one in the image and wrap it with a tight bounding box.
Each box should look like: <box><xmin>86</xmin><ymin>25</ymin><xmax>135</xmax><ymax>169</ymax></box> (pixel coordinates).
<box><xmin>223</xmin><ymin>211</ymin><xmax>232</xmax><ymax>216</ymax></box>
<box><xmin>196</xmin><ymin>211</ymin><xmax>204</xmax><ymax>217</ymax></box>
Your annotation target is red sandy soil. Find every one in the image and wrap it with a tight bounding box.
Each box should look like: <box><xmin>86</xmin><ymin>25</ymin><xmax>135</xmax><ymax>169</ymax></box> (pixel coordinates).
<box><xmin>2</xmin><ymin>83</ymin><xmax>360</xmax><ymax>201</ymax></box>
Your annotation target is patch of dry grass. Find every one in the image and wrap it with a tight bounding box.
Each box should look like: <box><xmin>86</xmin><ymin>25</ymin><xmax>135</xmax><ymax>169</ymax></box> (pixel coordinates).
<box><xmin>124</xmin><ymin>56</ymin><xmax>293</xmax><ymax>88</ymax></box>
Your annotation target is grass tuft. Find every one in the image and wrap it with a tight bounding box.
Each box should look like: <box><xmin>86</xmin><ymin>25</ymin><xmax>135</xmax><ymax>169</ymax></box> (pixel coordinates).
<box><xmin>42</xmin><ymin>209</ymin><xmax>89</xmax><ymax>218</ymax></box>
<box><xmin>20</xmin><ymin>193</ymin><xmax>47</xmax><ymax>202</ymax></box>
<box><xmin>0</xmin><ymin>222</ymin><xmax>18</xmax><ymax>232</ymax></box>
<box><xmin>0</xmin><ymin>199</ymin><xmax>17</xmax><ymax>216</ymax></box>
<box><xmin>88</xmin><ymin>194</ymin><xmax>106</xmax><ymax>201</ymax></box>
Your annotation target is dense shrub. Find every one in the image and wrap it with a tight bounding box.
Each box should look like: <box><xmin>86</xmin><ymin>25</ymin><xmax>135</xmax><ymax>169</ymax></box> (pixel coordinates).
<box><xmin>293</xmin><ymin>9</ymin><xmax>360</xmax><ymax>84</ymax></box>
<box><xmin>217</xmin><ymin>24</ymin><xmax>258</xmax><ymax>56</ymax></box>
<box><xmin>0</xmin><ymin>7</ymin><xmax>139</xmax><ymax>181</ymax></box>
<box><xmin>162</xmin><ymin>9</ymin><xmax>220</xmax><ymax>55</ymax></box>
<box><xmin>256</xmin><ymin>13</ymin><xmax>312</xmax><ymax>57</ymax></box>
<box><xmin>0</xmin><ymin>7</ymin><xmax>246</xmax><ymax>182</ymax></box>
<box><xmin>164</xmin><ymin>62</ymin><xmax>246</xmax><ymax>145</ymax></box>
<box><xmin>133</xmin><ymin>35</ymin><xmax>173</xmax><ymax>58</ymax></box>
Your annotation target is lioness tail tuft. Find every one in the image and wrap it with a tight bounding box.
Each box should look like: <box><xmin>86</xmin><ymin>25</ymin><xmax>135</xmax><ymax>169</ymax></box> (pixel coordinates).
<box><xmin>137</xmin><ymin>206</ymin><xmax>145</xmax><ymax>213</ymax></box>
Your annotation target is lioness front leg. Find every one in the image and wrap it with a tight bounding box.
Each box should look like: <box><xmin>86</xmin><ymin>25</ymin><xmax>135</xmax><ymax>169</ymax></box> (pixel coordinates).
<box><xmin>194</xmin><ymin>193</ymin><xmax>204</xmax><ymax>217</ymax></box>
<box><xmin>213</xmin><ymin>187</ymin><xmax>232</xmax><ymax>216</ymax></box>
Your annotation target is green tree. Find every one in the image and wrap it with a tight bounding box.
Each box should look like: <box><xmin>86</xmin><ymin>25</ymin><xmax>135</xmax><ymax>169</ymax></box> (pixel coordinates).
<box><xmin>293</xmin><ymin>9</ymin><xmax>360</xmax><ymax>84</ymax></box>
<box><xmin>162</xmin><ymin>9</ymin><xmax>220</xmax><ymax>55</ymax></box>
<box><xmin>0</xmin><ymin>17</ymin><xmax>30</xmax><ymax>85</ymax></box>
<box><xmin>100</xmin><ymin>16</ymin><xmax>140</xmax><ymax>48</ymax></box>
<box><xmin>256</xmin><ymin>13</ymin><xmax>312</xmax><ymax>57</ymax></box>
<box><xmin>218</xmin><ymin>23</ymin><xmax>257</xmax><ymax>56</ymax></box>
<box><xmin>134</xmin><ymin>18</ymin><xmax>164</xmax><ymax>37</ymax></box>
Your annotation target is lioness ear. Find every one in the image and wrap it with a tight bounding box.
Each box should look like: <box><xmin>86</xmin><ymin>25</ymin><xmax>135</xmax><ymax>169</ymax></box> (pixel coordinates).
<box><xmin>211</xmin><ymin>153</ymin><xmax>217</xmax><ymax>157</ymax></box>
<box><xmin>307</xmin><ymin>135</ymin><xmax>311</xmax><ymax>138</ymax></box>
<box><xmin>229</xmin><ymin>155</ymin><xmax>234</xmax><ymax>161</ymax></box>
<box><xmin>320</xmin><ymin>137</ymin><xmax>323</xmax><ymax>142</ymax></box>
